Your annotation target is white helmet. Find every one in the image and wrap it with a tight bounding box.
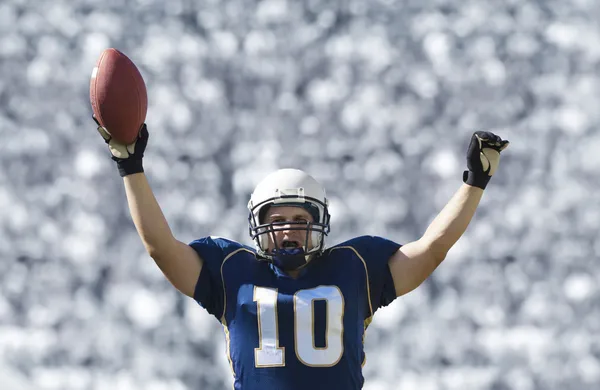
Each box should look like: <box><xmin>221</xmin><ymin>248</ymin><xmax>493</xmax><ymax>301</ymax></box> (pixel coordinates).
<box><xmin>247</xmin><ymin>168</ymin><xmax>330</xmax><ymax>269</ymax></box>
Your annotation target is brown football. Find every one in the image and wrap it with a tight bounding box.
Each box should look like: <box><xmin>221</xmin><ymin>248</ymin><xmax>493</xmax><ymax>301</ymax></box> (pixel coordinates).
<box><xmin>90</xmin><ymin>48</ymin><xmax>147</xmax><ymax>145</ymax></box>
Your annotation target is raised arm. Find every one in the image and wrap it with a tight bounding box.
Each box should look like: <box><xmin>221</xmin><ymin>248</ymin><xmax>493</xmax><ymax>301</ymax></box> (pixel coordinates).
<box><xmin>96</xmin><ymin>121</ymin><xmax>203</xmax><ymax>298</ymax></box>
<box><xmin>123</xmin><ymin>172</ymin><xmax>203</xmax><ymax>298</ymax></box>
<box><xmin>389</xmin><ymin>131</ymin><xmax>510</xmax><ymax>297</ymax></box>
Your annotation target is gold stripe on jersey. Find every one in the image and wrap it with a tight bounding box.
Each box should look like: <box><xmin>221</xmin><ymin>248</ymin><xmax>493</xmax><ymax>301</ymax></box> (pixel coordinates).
<box><xmin>219</xmin><ymin>247</ymin><xmax>256</xmax><ymax>387</ymax></box>
<box><xmin>328</xmin><ymin>246</ymin><xmax>373</xmax><ymax>368</ymax></box>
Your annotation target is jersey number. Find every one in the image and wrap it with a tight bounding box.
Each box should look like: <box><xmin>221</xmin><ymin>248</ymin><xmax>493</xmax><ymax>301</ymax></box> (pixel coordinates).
<box><xmin>254</xmin><ymin>285</ymin><xmax>344</xmax><ymax>367</ymax></box>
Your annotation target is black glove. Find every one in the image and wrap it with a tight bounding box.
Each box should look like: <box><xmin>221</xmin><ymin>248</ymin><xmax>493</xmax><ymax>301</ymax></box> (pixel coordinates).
<box><xmin>463</xmin><ymin>131</ymin><xmax>509</xmax><ymax>189</ymax></box>
<box><xmin>93</xmin><ymin>116</ymin><xmax>148</xmax><ymax>177</ymax></box>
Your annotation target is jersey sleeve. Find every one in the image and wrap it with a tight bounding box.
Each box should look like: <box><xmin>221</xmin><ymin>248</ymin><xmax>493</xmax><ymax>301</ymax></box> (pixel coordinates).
<box><xmin>189</xmin><ymin>236</ymin><xmax>228</xmax><ymax>321</ymax></box>
<box><xmin>352</xmin><ymin>235</ymin><xmax>402</xmax><ymax>313</ymax></box>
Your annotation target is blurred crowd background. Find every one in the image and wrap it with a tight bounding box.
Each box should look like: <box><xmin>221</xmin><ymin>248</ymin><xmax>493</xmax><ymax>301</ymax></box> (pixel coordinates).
<box><xmin>1</xmin><ymin>0</ymin><xmax>599</xmax><ymax>389</ymax></box>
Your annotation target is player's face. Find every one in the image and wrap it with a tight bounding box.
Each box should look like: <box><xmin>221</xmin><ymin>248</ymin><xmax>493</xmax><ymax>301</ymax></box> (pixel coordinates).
<box><xmin>263</xmin><ymin>206</ymin><xmax>314</xmax><ymax>253</ymax></box>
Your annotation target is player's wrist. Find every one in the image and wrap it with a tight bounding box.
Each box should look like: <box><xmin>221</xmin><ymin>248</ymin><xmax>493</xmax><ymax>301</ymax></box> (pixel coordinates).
<box><xmin>462</xmin><ymin>170</ymin><xmax>490</xmax><ymax>190</ymax></box>
<box><xmin>116</xmin><ymin>158</ymin><xmax>144</xmax><ymax>177</ymax></box>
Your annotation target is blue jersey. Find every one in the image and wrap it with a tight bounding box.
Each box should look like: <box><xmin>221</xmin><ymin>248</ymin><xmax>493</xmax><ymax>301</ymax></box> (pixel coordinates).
<box><xmin>191</xmin><ymin>235</ymin><xmax>401</xmax><ymax>390</ymax></box>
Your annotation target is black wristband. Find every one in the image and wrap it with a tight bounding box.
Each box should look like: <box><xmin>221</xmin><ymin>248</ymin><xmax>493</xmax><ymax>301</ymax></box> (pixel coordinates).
<box><xmin>117</xmin><ymin>159</ymin><xmax>144</xmax><ymax>177</ymax></box>
<box><xmin>463</xmin><ymin>170</ymin><xmax>490</xmax><ymax>190</ymax></box>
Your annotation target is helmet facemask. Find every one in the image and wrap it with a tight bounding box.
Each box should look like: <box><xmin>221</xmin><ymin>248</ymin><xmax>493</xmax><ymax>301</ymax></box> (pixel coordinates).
<box><xmin>248</xmin><ymin>190</ymin><xmax>330</xmax><ymax>271</ymax></box>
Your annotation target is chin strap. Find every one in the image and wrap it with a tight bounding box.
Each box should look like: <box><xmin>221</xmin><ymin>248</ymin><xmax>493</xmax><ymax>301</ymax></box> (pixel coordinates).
<box><xmin>272</xmin><ymin>248</ymin><xmax>309</xmax><ymax>271</ymax></box>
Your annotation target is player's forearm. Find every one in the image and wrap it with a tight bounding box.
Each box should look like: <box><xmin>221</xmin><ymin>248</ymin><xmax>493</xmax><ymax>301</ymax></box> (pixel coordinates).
<box><xmin>421</xmin><ymin>183</ymin><xmax>484</xmax><ymax>262</ymax></box>
<box><xmin>123</xmin><ymin>173</ymin><xmax>177</xmax><ymax>257</ymax></box>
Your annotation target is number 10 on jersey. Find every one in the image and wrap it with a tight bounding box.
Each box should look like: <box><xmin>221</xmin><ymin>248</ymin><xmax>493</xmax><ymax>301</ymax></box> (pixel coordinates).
<box><xmin>253</xmin><ymin>285</ymin><xmax>345</xmax><ymax>367</ymax></box>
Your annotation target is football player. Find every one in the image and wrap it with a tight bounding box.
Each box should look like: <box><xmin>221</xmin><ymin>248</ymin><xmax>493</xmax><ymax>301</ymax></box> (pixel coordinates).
<box><xmin>95</xmin><ymin>120</ymin><xmax>508</xmax><ymax>389</ymax></box>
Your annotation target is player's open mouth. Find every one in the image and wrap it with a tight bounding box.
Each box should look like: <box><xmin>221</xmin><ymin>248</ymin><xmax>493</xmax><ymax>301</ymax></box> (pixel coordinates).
<box><xmin>281</xmin><ymin>240</ymin><xmax>301</xmax><ymax>249</ymax></box>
